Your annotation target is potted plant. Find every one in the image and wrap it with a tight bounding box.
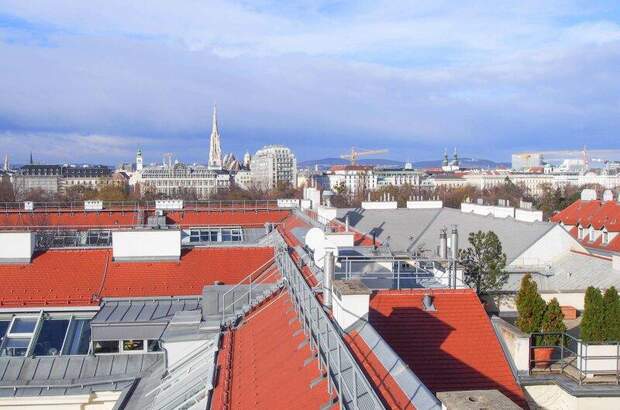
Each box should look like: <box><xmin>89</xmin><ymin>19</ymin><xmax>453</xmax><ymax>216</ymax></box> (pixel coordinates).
<box><xmin>535</xmin><ymin>298</ymin><xmax>566</xmax><ymax>368</ymax></box>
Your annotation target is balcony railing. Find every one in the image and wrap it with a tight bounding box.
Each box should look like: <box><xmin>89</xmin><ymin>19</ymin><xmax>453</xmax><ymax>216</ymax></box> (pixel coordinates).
<box><xmin>529</xmin><ymin>332</ymin><xmax>620</xmax><ymax>385</ymax></box>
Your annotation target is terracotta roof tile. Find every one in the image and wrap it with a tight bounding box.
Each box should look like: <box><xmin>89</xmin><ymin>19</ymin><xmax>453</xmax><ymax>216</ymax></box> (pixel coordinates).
<box><xmin>0</xmin><ymin>247</ymin><xmax>275</xmax><ymax>307</ymax></box>
<box><xmin>0</xmin><ymin>210</ymin><xmax>290</xmax><ymax>228</ymax></box>
<box><xmin>344</xmin><ymin>331</ymin><xmax>415</xmax><ymax>409</ymax></box>
<box><xmin>369</xmin><ymin>289</ymin><xmax>526</xmax><ymax>408</ymax></box>
<box><xmin>217</xmin><ymin>290</ymin><xmax>337</xmax><ymax>409</ymax></box>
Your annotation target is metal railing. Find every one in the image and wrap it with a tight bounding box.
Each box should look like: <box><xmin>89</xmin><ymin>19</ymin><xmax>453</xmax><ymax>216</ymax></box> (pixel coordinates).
<box><xmin>529</xmin><ymin>332</ymin><xmax>620</xmax><ymax>385</ymax></box>
<box><xmin>220</xmin><ymin>257</ymin><xmax>279</xmax><ymax>321</ymax></box>
<box><xmin>0</xmin><ymin>199</ymin><xmax>280</xmax><ymax>212</ymax></box>
<box><xmin>273</xmin><ymin>232</ymin><xmax>386</xmax><ymax>409</ymax></box>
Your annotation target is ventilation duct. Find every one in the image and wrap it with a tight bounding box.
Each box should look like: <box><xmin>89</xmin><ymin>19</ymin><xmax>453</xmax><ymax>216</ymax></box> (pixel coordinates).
<box><xmin>439</xmin><ymin>229</ymin><xmax>448</xmax><ymax>259</ymax></box>
<box><xmin>423</xmin><ymin>294</ymin><xmax>436</xmax><ymax>311</ymax></box>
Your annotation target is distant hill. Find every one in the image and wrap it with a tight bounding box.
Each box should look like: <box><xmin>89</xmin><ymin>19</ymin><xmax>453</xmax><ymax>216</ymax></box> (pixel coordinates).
<box><xmin>299</xmin><ymin>157</ymin><xmax>509</xmax><ymax>169</ymax></box>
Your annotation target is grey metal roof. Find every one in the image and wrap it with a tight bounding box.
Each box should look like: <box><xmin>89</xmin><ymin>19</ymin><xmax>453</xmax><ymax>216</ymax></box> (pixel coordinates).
<box><xmin>337</xmin><ymin>207</ymin><xmax>554</xmax><ymax>263</ymax></box>
<box><xmin>94</xmin><ymin>297</ymin><xmax>201</xmax><ymax>324</ymax></box>
<box><xmin>503</xmin><ymin>252</ymin><xmax>619</xmax><ymax>292</ymax></box>
<box><xmin>92</xmin><ymin>297</ymin><xmax>201</xmax><ymax>342</ymax></box>
<box><xmin>0</xmin><ymin>353</ymin><xmax>163</xmax><ymax>398</ymax></box>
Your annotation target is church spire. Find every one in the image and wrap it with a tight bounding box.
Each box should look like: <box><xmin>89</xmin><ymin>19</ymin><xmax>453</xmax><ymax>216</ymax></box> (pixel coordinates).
<box><xmin>209</xmin><ymin>105</ymin><xmax>223</xmax><ymax>169</ymax></box>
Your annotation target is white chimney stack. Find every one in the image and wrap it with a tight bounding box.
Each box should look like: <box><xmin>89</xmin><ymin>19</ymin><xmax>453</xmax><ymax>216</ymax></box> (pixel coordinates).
<box><xmin>332</xmin><ymin>280</ymin><xmax>371</xmax><ymax>330</ymax></box>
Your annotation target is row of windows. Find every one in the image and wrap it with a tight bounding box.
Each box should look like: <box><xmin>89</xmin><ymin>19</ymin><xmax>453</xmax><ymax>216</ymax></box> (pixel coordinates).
<box><xmin>577</xmin><ymin>226</ymin><xmax>611</xmax><ymax>245</ymax></box>
<box><xmin>0</xmin><ymin>314</ymin><xmax>91</xmax><ymax>357</ymax></box>
<box><xmin>93</xmin><ymin>339</ymin><xmax>160</xmax><ymax>354</ymax></box>
<box><xmin>188</xmin><ymin>227</ymin><xmax>243</xmax><ymax>243</ymax></box>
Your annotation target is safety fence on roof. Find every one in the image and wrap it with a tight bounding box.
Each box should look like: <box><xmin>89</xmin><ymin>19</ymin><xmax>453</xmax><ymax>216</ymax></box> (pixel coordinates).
<box><xmin>529</xmin><ymin>332</ymin><xmax>620</xmax><ymax>385</ymax></box>
<box><xmin>273</xmin><ymin>232</ymin><xmax>387</xmax><ymax>410</ymax></box>
<box><xmin>0</xmin><ymin>199</ymin><xmax>281</xmax><ymax>212</ymax></box>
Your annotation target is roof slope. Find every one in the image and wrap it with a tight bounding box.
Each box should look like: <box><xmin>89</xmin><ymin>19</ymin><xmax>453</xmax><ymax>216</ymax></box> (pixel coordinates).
<box><xmin>551</xmin><ymin>199</ymin><xmax>620</xmax><ymax>231</ymax></box>
<box><xmin>0</xmin><ymin>247</ymin><xmax>275</xmax><ymax>307</ymax></box>
<box><xmin>337</xmin><ymin>208</ymin><xmax>554</xmax><ymax>262</ymax></box>
<box><xmin>0</xmin><ymin>210</ymin><xmax>290</xmax><ymax>228</ymax></box>
<box><xmin>369</xmin><ymin>289</ymin><xmax>526</xmax><ymax>408</ymax></box>
<box><xmin>212</xmin><ymin>290</ymin><xmax>336</xmax><ymax>409</ymax></box>
<box><xmin>345</xmin><ymin>331</ymin><xmax>417</xmax><ymax>409</ymax></box>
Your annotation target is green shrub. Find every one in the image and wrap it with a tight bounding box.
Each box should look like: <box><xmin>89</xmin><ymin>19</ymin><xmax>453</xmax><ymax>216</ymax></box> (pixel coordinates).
<box><xmin>516</xmin><ymin>274</ymin><xmax>546</xmax><ymax>334</ymax></box>
<box><xmin>581</xmin><ymin>287</ymin><xmax>606</xmax><ymax>342</ymax></box>
<box><xmin>603</xmin><ymin>287</ymin><xmax>620</xmax><ymax>342</ymax></box>
<box><xmin>540</xmin><ymin>298</ymin><xmax>567</xmax><ymax>346</ymax></box>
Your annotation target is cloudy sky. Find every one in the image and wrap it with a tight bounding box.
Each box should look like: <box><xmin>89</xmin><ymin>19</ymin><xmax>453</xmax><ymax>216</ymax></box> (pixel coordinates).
<box><xmin>1</xmin><ymin>1</ymin><xmax>620</xmax><ymax>164</ymax></box>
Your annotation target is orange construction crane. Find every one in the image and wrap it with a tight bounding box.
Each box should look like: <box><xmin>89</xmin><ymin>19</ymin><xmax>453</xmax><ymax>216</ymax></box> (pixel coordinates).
<box><xmin>340</xmin><ymin>147</ymin><xmax>388</xmax><ymax>165</ymax></box>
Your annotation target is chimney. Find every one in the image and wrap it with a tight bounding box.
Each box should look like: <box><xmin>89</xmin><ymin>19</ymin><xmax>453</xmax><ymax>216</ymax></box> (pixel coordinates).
<box><xmin>450</xmin><ymin>225</ymin><xmax>459</xmax><ymax>260</ymax></box>
<box><xmin>323</xmin><ymin>250</ymin><xmax>334</xmax><ymax>307</ymax></box>
<box><xmin>439</xmin><ymin>229</ymin><xmax>448</xmax><ymax>259</ymax></box>
<box><xmin>423</xmin><ymin>294</ymin><xmax>436</xmax><ymax>311</ymax></box>
<box><xmin>332</xmin><ymin>279</ymin><xmax>371</xmax><ymax>330</ymax></box>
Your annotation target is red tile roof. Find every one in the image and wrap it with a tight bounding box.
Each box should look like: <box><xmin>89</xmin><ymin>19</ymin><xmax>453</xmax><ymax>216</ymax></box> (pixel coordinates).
<box><xmin>565</xmin><ymin>225</ymin><xmax>620</xmax><ymax>254</ymax></box>
<box><xmin>345</xmin><ymin>331</ymin><xmax>416</xmax><ymax>409</ymax></box>
<box><xmin>0</xmin><ymin>247</ymin><xmax>275</xmax><ymax>307</ymax></box>
<box><xmin>214</xmin><ymin>290</ymin><xmax>337</xmax><ymax>410</ymax></box>
<box><xmin>0</xmin><ymin>210</ymin><xmax>290</xmax><ymax>228</ymax></box>
<box><xmin>102</xmin><ymin>248</ymin><xmax>276</xmax><ymax>298</ymax></box>
<box><xmin>551</xmin><ymin>199</ymin><xmax>620</xmax><ymax>231</ymax></box>
<box><xmin>369</xmin><ymin>289</ymin><xmax>526</xmax><ymax>408</ymax></box>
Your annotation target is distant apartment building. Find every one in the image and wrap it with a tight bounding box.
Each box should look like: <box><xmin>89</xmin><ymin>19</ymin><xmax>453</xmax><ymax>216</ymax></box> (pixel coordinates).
<box><xmin>13</xmin><ymin>165</ymin><xmax>115</xmax><ymax>195</ymax></box>
<box><xmin>325</xmin><ymin>165</ymin><xmax>422</xmax><ymax>195</ymax></box>
<box><xmin>250</xmin><ymin>145</ymin><xmax>297</xmax><ymax>190</ymax></box>
<box><xmin>139</xmin><ymin>163</ymin><xmax>231</xmax><ymax>198</ymax></box>
<box><xmin>233</xmin><ymin>169</ymin><xmax>252</xmax><ymax>190</ymax></box>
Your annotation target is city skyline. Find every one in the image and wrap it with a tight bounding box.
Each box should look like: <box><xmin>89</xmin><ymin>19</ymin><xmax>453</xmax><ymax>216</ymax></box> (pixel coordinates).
<box><xmin>1</xmin><ymin>1</ymin><xmax>620</xmax><ymax>163</ymax></box>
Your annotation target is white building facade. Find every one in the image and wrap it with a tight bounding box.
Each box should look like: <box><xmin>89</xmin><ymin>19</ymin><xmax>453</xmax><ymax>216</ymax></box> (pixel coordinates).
<box><xmin>250</xmin><ymin>145</ymin><xmax>297</xmax><ymax>190</ymax></box>
<box><xmin>140</xmin><ymin>163</ymin><xmax>230</xmax><ymax>198</ymax></box>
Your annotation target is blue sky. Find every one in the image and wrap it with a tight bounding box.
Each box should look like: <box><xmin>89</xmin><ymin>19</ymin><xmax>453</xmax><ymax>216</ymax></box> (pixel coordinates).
<box><xmin>0</xmin><ymin>0</ymin><xmax>619</xmax><ymax>164</ymax></box>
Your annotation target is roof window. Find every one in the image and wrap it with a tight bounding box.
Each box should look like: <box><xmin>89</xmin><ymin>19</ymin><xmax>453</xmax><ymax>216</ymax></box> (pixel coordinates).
<box><xmin>0</xmin><ymin>313</ymin><xmax>92</xmax><ymax>357</ymax></box>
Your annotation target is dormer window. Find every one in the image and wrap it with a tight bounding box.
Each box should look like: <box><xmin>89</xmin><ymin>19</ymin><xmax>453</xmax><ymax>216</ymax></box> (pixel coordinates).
<box><xmin>602</xmin><ymin>229</ymin><xmax>609</xmax><ymax>245</ymax></box>
<box><xmin>578</xmin><ymin>226</ymin><xmax>585</xmax><ymax>239</ymax></box>
<box><xmin>589</xmin><ymin>226</ymin><xmax>595</xmax><ymax>242</ymax></box>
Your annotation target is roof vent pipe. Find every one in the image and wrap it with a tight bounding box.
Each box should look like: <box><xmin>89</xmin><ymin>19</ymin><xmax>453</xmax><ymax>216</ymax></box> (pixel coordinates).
<box><xmin>439</xmin><ymin>229</ymin><xmax>448</xmax><ymax>259</ymax></box>
<box><xmin>423</xmin><ymin>294</ymin><xmax>436</xmax><ymax>311</ymax></box>
<box><xmin>450</xmin><ymin>225</ymin><xmax>459</xmax><ymax>261</ymax></box>
<box><xmin>323</xmin><ymin>250</ymin><xmax>334</xmax><ymax>307</ymax></box>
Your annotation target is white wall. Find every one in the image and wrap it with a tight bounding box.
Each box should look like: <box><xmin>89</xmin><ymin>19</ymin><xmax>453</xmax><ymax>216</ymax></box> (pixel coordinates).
<box><xmin>325</xmin><ymin>232</ymin><xmax>355</xmax><ymax>247</ymax></box>
<box><xmin>303</xmin><ymin>187</ymin><xmax>321</xmax><ymax>209</ymax></box>
<box><xmin>525</xmin><ymin>384</ymin><xmax>620</xmax><ymax>410</ymax></box>
<box><xmin>361</xmin><ymin>201</ymin><xmax>397</xmax><ymax>210</ymax></box>
<box><xmin>515</xmin><ymin>208</ymin><xmax>543</xmax><ymax>222</ymax></box>
<box><xmin>162</xmin><ymin>339</ymin><xmax>208</xmax><ymax>369</ymax></box>
<box><xmin>510</xmin><ymin>225</ymin><xmax>587</xmax><ymax>267</ymax></box>
<box><xmin>317</xmin><ymin>206</ymin><xmax>338</xmax><ymax>223</ymax></box>
<box><xmin>0</xmin><ymin>391</ymin><xmax>121</xmax><ymax>409</ymax></box>
<box><xmin>333</xmin><ymin>293</ymin><xmax>369</xmax><ymax>330</ymax></box>
<box><xmin>84</xmin><ymin>200</ymin><xmax>103</xmax><ymax>211</ymax></box>
<box><xmin>491</xmin><ymin>206</ymin><xmax>515</xmax><ymax>218</ymax></box>
<box><xmin>155</xmin><ymin>199</ymin><xmax>184</xmax><ymax>210</ymax></box>
<box><xmin>0</xmin><ymin>232</ymin><xmax>34</xmax><ymax>263</ymax></box>
<box><xmin>112</xmin><ymin>230</ymin><xmax>181</xmax><ymax>261</ymax></box>
<box><xmin>277</xmin><ymin>199</ymin><xmax>300</xmax><ymax>208</ymax></box>
<box><xmin>406</xmin><ymin>200</ymin><xmax>443</xmax><ymax>209</ymax></box>
<box><xmin>461</xmin><ymin>202</ymin><xmax>493</xmax><ymax>216</ymax></box>
<box><xmin>496</xmin><ymin>292</ymin><xmax>586</xmax><ymax>312</ymax></box>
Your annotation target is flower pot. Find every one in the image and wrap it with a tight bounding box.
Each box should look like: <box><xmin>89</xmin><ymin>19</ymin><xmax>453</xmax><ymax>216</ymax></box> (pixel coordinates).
<box><xmin>533</xmin><ymin>347</ymin><xmax>554</xmax><ymax>369</ymax></box>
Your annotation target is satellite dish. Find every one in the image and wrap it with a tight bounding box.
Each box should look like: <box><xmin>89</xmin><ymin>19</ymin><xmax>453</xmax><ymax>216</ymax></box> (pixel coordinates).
<box><xmin>305</xmin><ymin>228</ymin><xmax>324</xmax><ymax>251</ymax></box>
<box><xmin>313</xmin><ymin>239</ymin><xmax>339</xmax><ymax>269</ymax></box>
